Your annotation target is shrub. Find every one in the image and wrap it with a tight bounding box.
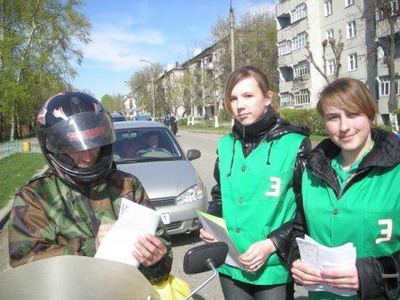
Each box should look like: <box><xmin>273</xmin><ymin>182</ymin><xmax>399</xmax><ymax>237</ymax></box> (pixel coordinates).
<box><xmin>281</xmin><ymin>109</ymin><xmax>326</xmax><ymax>136</ymax></box>
<box><xmin>217</xmin><ymin>109</ymin><xmax>231</xmax><ymax>123</ymax></box>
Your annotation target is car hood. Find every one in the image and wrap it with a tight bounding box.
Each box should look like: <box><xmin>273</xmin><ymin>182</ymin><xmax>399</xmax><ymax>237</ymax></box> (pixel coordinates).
<box><xmin>116</xmin><ymin>160</ymin><xmax>201</xmax><ymax>199</ymax></box>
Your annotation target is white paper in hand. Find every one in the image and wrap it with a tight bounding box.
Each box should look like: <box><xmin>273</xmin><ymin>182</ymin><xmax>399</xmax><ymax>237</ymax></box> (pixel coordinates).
<box><xmin>95</xmin><ymin>198</ymin><xmax>161</xmax><ymax>267</ymax></box>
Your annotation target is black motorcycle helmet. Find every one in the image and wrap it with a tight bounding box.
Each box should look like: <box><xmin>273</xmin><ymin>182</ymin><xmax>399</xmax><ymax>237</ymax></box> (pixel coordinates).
<box><xmin>36</xmin><ymin>92</ymin><xmax>116</xmax><ymax>187</ymax></box>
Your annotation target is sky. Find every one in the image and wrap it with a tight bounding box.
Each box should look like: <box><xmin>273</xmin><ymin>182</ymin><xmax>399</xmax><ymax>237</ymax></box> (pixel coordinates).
<box><xmin>70</xmin><ymin>0</ymin><xmax>275</xmax><ymax>100</ymax></box>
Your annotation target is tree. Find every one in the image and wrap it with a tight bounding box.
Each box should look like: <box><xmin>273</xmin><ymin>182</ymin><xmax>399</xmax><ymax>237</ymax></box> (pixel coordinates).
<box><xmin>0</xmin><ymin>0</ymin><xmax>91</xmax><ymax>140</ymax></box>
<box><xmin>210</xmin><ymin>11</ymin><xmax>278</xmax><ymax>91</ymax></box>
<box><xmin>305</xmin><ymin>36</ymin><xmax>344</xmax><ymax>84</ymax></box>
<box><xmin>127</xmin><ymin>63</ymin><xmax>164</xmax><ymax>117</ymax></box>
<box><xmin>101</xmin><ymin>93</ymin><xmax>125</xmax><ymax>113</ymax></box>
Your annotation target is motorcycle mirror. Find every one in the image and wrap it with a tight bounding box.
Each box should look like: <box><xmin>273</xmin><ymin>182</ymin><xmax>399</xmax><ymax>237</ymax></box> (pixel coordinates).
<box><xmin>183</xmin><ymin>242</ymin><xmax>228</xmax><ymax>274</ymax></box>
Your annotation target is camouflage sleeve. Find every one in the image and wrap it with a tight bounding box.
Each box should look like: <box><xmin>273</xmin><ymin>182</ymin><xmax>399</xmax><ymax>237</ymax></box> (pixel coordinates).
<box><xmin>138</xmin><ymin>221</ymin><xmax>173</xmax><ymax>284</ymax></box>
<box><xmin>131</xmin><ymin>176</ymin><xmax>173</xmax><ymax>284</ymax></box>
<box><xmin>8</xmin><ymin>187</ymin><xmax>93</xmax><ymax>267</ymax></box>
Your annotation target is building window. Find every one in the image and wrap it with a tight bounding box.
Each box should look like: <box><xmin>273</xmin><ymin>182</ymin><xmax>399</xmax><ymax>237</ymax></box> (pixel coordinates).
<box><xmin>379</xmin><ymin>77</ymin><xmax>400</xmax><ymax>96</ymax></box>
<box><xmin>391</xmin><ymin>0</ymin><xmax>399</xmax><ymax>15</ymax></box>
<box><xmin>326</xmin><ymin>29</ymin><xmax>334</xmax><ymax>39</ymax></box>
<box><xmin>280</xmin><ymin>93</ymin><xmax>294</xmax><ymax>108</ymax></box>
<box><xmin>295</xmin><ymin>89</ymin><xmax>310</xmax><ymax>105</ymax></box>
<box><xmin>278</xmin><ymin>40</ymin><xmax>292</xmax><ymax>55</ymax></box>
<box><xmin>348</xmin><ymin>53</ymin><xmax>358</xmax><ymax>71</ymax></box>
<box><xmin>324</xmin><ymin>0</ymin><xmax>333</xmax><ymax>16</ymax></box>
<box><xmin>398</xmin><ymin>78</ymin><xmax>400</xmax><ymax>95</ymax></box>
<box><xmin>327</xmin><ymin>59</ymin><xmax>335</xmax><ymax>75</ymax></box>
<box><xmin>377</xmin><ymin>0</ymin><xmax>399</xmax><ymax>20</ymax></box>
<box><xmin>292</xmin><ymin>32</ymin><xmax>308</xmax><ymax>50</ymax></box>
<box><xmin>380</xmin><ymin>78</ymin><xmax>390</xmax><ymax>96</ymax></box>
<box><xmin>347</xmin><ymin>21</ymin><xmax>356</xmax><ymax>39</ymax></box>
<box><xmin>291</xmin><ymin>3</ymin><xmax>307</xmax><ymax>22</ymax></box>
<box><xmin>294</xmin><ymin>61</ymin><xmax>309</xmax><ymax>78</ymax></box>
<box><xmin>345</xmin><ymin>0</ymin><xmax>354</xmax><ymax>7</ymax></box>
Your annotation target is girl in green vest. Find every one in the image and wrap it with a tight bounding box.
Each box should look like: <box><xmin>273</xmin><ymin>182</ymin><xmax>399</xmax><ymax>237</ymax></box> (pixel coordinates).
<box><xmin>200</xmin><ymin>66</ymin><xmax>311</xmax><ymax>299</ymax></box>
<box><xmin>290</xmin><ymin>78</ymin><xmax>400</xmax><ymax>299</ymax></box>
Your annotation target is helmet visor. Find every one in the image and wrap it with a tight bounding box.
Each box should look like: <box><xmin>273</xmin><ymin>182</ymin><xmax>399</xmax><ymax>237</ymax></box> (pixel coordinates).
<box><xmin>45</xmin><ymin>112</ymin><xmax>116</xmax><ymax>153</ymax></box>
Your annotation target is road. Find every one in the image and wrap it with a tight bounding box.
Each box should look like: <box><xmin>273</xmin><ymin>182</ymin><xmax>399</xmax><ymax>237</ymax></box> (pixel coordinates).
<box><xmin>171</xmin><ymin>130</ymin><xmax>223</xmax><ymax>300</ymax></box>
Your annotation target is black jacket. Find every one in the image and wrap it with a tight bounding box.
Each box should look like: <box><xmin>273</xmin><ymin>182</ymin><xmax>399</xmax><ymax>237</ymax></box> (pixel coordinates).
<box><xmin>207</xmin><ymin>109</ymin><xmax>311</xmax><ymax>258</ymax></box>
<box><xmin>288</xmin><ymin>128</ymin><xmax>400</xmax><ymax>299</ymax></box>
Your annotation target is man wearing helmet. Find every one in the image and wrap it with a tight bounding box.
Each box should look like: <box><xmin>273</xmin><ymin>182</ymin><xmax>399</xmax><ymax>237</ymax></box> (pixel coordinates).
<box><xmin>8</xmin><ymin>92</ymin><xmax>172</xmax><ymax>284</ymax></box>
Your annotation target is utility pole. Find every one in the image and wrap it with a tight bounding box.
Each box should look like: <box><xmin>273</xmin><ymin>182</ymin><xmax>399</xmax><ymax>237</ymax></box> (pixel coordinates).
<box><xmin>229</xmin><ymin>0</ymin><xmax>235</xmax><ymax>72</ymax></box>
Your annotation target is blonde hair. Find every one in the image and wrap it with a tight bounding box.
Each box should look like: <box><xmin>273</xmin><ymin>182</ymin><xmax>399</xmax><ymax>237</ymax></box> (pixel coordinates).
<box><xmin>224</xmin><ymin>66</ymin><xmax>281</xmax><ymax>117</ymax></box>
<box><xmin>317</xmin><ymin>78</ymin><xmax>376</xmax><ymax>121</ymax></box>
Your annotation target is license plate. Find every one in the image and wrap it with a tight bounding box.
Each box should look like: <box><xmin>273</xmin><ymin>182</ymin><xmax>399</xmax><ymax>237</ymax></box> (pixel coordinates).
<box><xmin>161</xmin><ymin>213</ymin><xmax>170</xmax><ymax>225</ymax></box>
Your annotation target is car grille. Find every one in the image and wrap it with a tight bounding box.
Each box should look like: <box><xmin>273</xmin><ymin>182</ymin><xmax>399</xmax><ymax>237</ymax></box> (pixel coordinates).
<box><xmin>165</xmin><ymin>221</ymin><xmax>182</xmax><ymax>231</ymax></box>
<box><xmin>150</xmin><ymin>197</ymin><xmax>176</xmax><ymax>207</ymax></box>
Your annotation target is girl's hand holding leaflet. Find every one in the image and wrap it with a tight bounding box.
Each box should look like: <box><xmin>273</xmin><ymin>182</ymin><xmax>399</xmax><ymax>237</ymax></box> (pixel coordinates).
<box><xmin>291</xmin><ymin>259</ymin><xmax>323</xmax><ymax>285</ymax></box>
<box><xmin>321</xmin><ymin>267</ymin><xmax>359</xmax><ymax>291</ymax></box>
<box><xmin>199</xmin><ymin>228</ymin><xmax>218</xmax><ymax>243</ymax></box>
<box><xmin>239</xmin><ymin>239</ymin><xmax>276</xmax><ymax>273</ymax></box>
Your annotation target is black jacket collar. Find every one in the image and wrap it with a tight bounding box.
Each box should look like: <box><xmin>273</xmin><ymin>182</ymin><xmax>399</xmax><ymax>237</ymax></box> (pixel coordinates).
<box><xmin>232</xmin><ymin>110</ymin><xmax>310</xmax><ymax>143</ymax></box>
<box><xmin>308</xmin><ymin>128</ymin><xmax>400</xmax><ymax>195</ymax></box>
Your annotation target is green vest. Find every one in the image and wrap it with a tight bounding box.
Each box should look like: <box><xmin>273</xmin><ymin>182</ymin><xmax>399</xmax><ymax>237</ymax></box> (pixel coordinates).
<box><xmin>302</xmin><ymin>165</ymin><xmax>400</xmax><ymax>300</ymax></box>
<box><xmin>217</xmin><ymin>133</ymin><xmax>305</xmax><ymax>285</ymax></box>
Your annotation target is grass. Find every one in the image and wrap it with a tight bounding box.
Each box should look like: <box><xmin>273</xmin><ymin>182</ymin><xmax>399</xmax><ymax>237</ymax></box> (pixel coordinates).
<box><xmin>0</xmin><ymin>153</ymin><xmax>46</xmax><ymax>209</ymax></box>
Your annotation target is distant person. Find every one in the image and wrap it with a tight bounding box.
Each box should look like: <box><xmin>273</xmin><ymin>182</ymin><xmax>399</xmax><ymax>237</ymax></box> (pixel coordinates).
<box><xmin>169</xmin><ymin>115</ymin><xmax>177</xmax><ymax>136</ymax></box>
<box><xmin>163</xmin><ymin>114</ymin><xmax>170</xmax><ymax>126</ymax></box>
<box><xmin>200</xmin><ymin>66</ymin><xmax>310</xmax><ymax>299</ymax></box>
<box><xmin>119</xmin><ymin>138</ymin><xmax>141</xmax><ymax>158</ymax></box>
<box><xmin>289</xmin><ymin>78</ymin><xmax>400</xmax><ymax>299</ymax></box>
<box><xmin>8</xmin><ymin>92</ymin><xmax>172</xmax><ymax>284</ymax></box>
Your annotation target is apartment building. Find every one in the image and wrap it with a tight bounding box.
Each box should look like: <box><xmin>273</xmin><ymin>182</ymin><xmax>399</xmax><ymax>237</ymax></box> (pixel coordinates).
<box><xmin>276</xmin><ymin>0</ymin><xmax>399</xmax><ymax>122</ymax></box>
<box><xmin>160</xmin><ymin>43</ymin><xmax>224</xmax><ymax>119</ymax></box>
<box><xmin>376</xmin><ymin>0</ymin><xmax>400</xmax><ymax>120</ymax></box>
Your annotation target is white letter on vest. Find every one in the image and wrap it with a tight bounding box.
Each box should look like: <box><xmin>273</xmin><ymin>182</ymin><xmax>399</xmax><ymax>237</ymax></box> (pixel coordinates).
<box><xmin>265</xmin><ymin>177</ymin><xmax>281</xmax><ymax>197</ymax></box>
<box><xmin>375</xmin><ymin>219</ymin><xmax>392</xmax><ymax>244</ymax></box>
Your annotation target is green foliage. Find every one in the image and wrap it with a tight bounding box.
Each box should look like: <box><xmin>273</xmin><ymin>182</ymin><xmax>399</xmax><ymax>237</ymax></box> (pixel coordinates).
<box><xmin>281</xmin><ymin>109</ymin><xmax>326</xmax><ymax>136</ymax></box>
<box><xmin>101</xmin><ymin>93</ymin><xmax>125</xmax><ymax>113</ymax></box>
<box><xmin>0</xmin><ymin>0</ymin><xmax>91</xmax><ymax>141</ymax></box>
<box><xmin>127</xmin><ymin>63</ymin><xmax>164</xmax><ymax>117</ymax></box>
<box><xmin>210</xmin><ymin>11</ymin><xmax>278</xmax><ymax>91</ymax></box>
<box><xmin>0</xmin><ymin>153</ymin><xmax>46</xmax><ymax>208</ymax></box>
<box><xmin>218</xmin><ymin>108</ymin><xmax>231</xmax><ymax>122</ymax></box>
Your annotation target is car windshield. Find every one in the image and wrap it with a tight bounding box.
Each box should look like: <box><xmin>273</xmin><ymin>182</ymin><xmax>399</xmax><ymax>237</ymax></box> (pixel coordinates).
<box><xmin>113</xmin><ymin>127</ymin><xmax>182</xmax><ymax>163</ymax></box>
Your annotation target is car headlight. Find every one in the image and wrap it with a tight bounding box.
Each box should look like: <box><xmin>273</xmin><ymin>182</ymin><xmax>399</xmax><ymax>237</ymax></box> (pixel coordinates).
<box><xmin>176</xmin><ymin>184</ymin><xmax>204</xmax><ymax>204</ymax></box>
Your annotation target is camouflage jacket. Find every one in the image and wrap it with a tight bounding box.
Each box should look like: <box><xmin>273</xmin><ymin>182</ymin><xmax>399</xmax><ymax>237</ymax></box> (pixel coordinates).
<box><xmin>8</xmin><ymin>168</ymin><xmax>172</xmax><ymax>284</ymax></box>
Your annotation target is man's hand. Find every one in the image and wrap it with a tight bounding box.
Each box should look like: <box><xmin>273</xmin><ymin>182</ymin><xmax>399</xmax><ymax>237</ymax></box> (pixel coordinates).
<box><xmin>95</xmin><ymin>223</ymin><xmax>114</xmax><ymax>249</ymax></box>
<box><xmin>291</xmin><ymin>259</ymin><xmax>323</xmax><ymax>285</ymax></box>
<box><xmin>199</xmin><ymin>228</ymin><xmax>218</xmax><ymax>243</ymax></box>
<box><xmin>133</xmin><ymin>234</ymin><xmax>167</xmax><ymax>267</ymax></box>
<box><xmin>321</xmin><ymin>267</ymin><xmax>359</xmax><ymax>291</ymax></box>
<box><xmin>239</xmin><ymin>239</ymin><xmax>276</xmax><ymax>273</ymax></box>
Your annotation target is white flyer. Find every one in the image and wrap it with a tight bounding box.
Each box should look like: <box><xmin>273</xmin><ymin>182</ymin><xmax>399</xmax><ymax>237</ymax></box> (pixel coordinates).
<box><xmin>95</xmin><ymin>198</ymin><xmax>161</xmax><ymax>267</ymax></box>
<box><xmin>296</xmin><ymin>235</ymin><xmax>357</xmax><ymax>297</ymax></box>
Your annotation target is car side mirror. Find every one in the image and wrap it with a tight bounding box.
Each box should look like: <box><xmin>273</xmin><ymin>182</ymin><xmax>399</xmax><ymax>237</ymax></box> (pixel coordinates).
<box><xmin>183</xmin><ymin>242</ymin><xmax>228</xmax><ymax>275</ymax></box>
<box><xmin>186</xmin><ymin>149</ymin><xmax>201</xmax><ymax>161</ymax></box>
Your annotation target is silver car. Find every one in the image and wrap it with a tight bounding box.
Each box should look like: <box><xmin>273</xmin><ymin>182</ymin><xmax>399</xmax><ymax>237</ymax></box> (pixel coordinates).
<box><xmin>113</xmin><ymin>121</ymin><xmax>207</xmax><ymax>235</ymax></box>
